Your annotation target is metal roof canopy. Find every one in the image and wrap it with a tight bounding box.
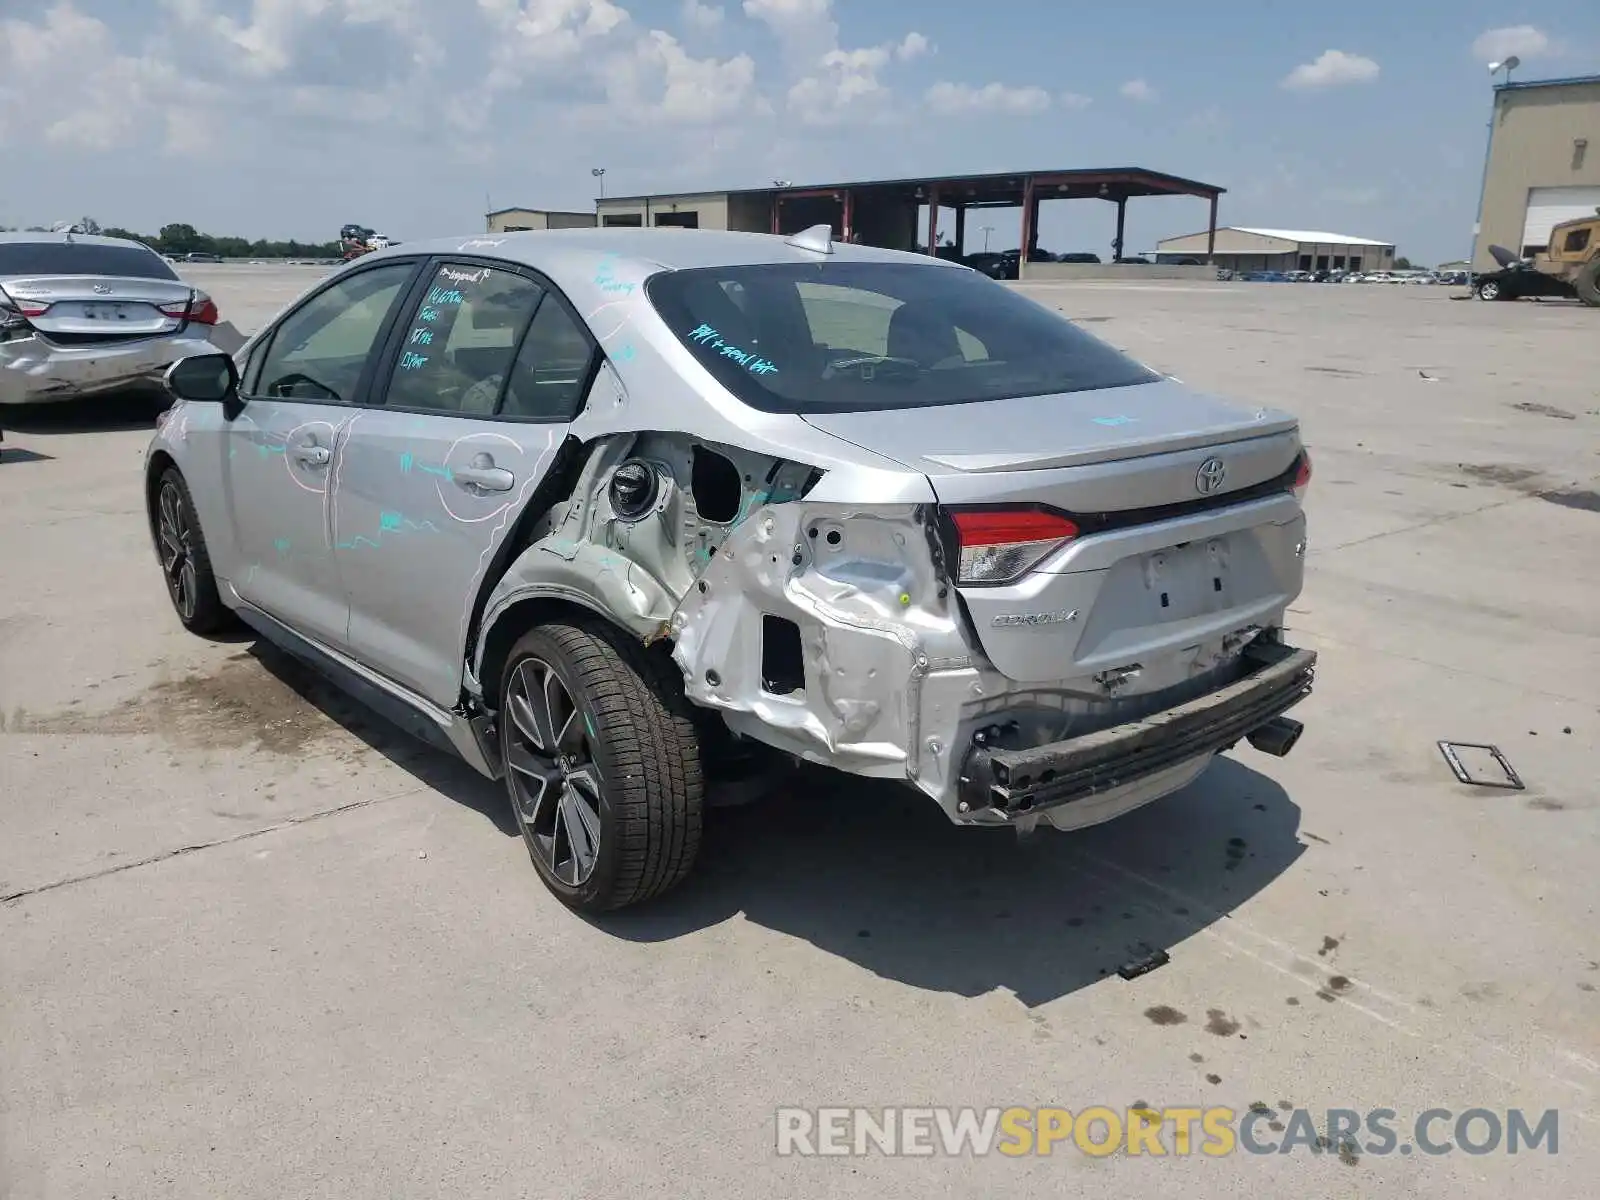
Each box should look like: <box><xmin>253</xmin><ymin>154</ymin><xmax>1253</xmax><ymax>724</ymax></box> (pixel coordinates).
<box><xmin>601</xmin><ymin>166</ymin><xmax>1226</xmax><ymax>206</ymax></box>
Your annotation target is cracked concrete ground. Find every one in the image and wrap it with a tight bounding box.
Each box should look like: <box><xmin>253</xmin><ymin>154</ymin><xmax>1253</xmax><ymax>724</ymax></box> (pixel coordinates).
<box><xmin>2</xmin><ymin>271</ymin><xmax>1597</xmax><ymax>1198</ymax></box>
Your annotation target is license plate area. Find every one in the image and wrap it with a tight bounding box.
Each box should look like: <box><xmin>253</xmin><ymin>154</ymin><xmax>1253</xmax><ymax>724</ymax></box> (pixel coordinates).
<box><xmin>77</xmin><ymin>302</ymin><xmax>138</xmax><ymax>321</ymax></box>
<box><xmin>1141</xmin><ymin>536</ymin><xmax>1234</xmax><ymax>623</ymax></box>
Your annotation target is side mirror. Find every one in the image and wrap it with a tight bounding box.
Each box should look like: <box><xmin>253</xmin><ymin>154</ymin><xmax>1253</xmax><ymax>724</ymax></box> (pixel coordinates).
<box><xmin>165</xmin><ymin>353</ymin><xmax>239</xmax><ymax>404</ymax></box>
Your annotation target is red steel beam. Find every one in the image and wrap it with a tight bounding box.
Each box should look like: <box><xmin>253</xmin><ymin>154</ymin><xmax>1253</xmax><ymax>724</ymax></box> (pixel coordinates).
<box><xmin>1018</xmin><ymin>175</ymin><xmax>1036</xmax><ymax>279</ymax></box>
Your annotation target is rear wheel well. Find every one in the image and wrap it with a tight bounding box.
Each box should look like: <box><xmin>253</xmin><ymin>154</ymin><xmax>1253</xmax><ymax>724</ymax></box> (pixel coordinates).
<box><xmin>478</xmin><ymin>597</ymin><xmax>682</xmax><ymax>716</ymax></box>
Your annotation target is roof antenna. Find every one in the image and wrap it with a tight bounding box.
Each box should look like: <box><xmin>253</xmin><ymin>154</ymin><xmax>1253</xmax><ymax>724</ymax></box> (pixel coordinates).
<box><xmin>785</xmin><ymin>223</ymin><xmax>834</xmax><ymax>255</ymax></box>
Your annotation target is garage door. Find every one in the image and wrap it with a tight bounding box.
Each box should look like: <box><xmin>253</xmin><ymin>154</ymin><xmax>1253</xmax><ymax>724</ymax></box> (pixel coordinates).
<box><xmin>1522</xmin><ymin>186</ymin><xmax>1600</xmax><ymax>250</ymax></box>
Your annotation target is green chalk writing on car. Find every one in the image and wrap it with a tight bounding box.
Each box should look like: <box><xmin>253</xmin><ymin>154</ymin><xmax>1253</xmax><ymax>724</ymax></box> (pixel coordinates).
<box><xmin>686</xmin><ymin>323</ymin><xmax>778</xmax><ymax>375</ymax></box>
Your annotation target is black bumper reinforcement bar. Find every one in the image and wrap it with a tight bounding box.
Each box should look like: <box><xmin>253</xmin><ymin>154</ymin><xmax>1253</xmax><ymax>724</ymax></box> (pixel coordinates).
<box><xmin>958</xmin><ymin>640</ymin><xmax>1317</xmax><ymax>817</ymax></box>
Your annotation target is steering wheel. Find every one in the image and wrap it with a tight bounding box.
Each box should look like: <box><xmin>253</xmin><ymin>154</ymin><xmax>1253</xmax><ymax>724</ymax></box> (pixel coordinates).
<box><xmin>820</xmin><ymin>354</ymin><xmax>922</xmax><ymax>382</ymax></box>
<box><xmin>267</xmin><ymin>372</ymin><xmax>342</xmax><ymax>402</ymax></box>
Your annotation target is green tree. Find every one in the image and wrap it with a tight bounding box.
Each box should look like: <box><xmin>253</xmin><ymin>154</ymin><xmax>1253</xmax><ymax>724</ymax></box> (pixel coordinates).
<box><xmin>157</xmin><ymin>223</ymin><xmax>205</xmax><ymax>254</ymax></box>
<box><xmin>1394</xmin><ymin>255</ymin><xmax>1414</xmax><ymax>270</ymax></box>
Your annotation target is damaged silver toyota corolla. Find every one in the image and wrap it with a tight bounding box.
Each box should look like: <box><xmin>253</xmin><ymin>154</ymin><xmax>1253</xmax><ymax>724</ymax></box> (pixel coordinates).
<box><xmin>145</xmin><ymin>226</ymin><xmax>1315</xmax><ymax>912</ymax></box>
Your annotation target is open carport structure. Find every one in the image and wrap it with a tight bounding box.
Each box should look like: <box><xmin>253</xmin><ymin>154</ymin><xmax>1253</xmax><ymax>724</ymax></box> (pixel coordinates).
<box><xmin>593</xmin><ymin>167</ymin><xmax>1225</xmax><ymax>276</ymax></box>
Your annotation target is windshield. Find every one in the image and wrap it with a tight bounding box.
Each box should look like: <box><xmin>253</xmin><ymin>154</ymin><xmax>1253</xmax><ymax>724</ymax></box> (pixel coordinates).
<box><xmin>0</xmin><ymin>241</ymin><xmax>178</xmax><ymax>280</ymax></box>
<box><xmin>645</xmin><ymin>261</ymin><xmax>1159</xmax><ymax>413</ymax></box>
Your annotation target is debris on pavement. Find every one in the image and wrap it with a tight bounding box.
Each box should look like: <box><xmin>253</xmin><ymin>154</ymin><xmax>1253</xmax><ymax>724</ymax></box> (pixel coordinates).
<box><xmin>1438</xmin><ymin>741</ymin><xmax>1525</xmax><ymax>790</ymax></box>
<box><xmin>1118</xmin><ymin>948</ymin><xmax>1172</xmax><ymax>981</ymax></box>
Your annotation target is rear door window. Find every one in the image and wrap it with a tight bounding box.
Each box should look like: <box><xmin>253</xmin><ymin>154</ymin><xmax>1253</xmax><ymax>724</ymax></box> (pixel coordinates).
<box><xmin>0</xmin><ymin>241</ymin><xmax>178</xmax><ymax>280</ymax></box>
<box><xmin>498</xmin><ymin>294</ymin><xmax>597</xmax><ymax>421</ymax></box>
<box><xmin>646</xmin><ymin>261</ymin><xmax>1158</xmax><ymax>414</ymax></box>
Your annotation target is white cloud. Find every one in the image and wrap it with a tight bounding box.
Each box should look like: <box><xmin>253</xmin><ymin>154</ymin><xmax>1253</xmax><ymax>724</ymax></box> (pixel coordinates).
<box><xmin>741</xmin><ymin>0</ymin><xmax>831</xmax><ymax>27</ymax></box>
<box><xmin>2</xmin><ymin>3</ymin><xmax>220</xmax><ymax>154</ymax></box>
<box><xmin>1471</xmin><ymin>25</ymin><xmax>1554</xmax><ymax>64</ymax></box>
<box><xmin>895</xmin><ymin>32</ymin><xmax>930</xmax><ymax>60</ymax></box>
<box><xmin>478</xmin><ymin>0</ymin><xmax>631</xmax><ymax>87</ymax></box>
<box><xmin>602</xmin><ymin>29</ymin><xmax>761</xmax><ymax>123</ymax></box>
<box><xmin>1057</xmin><ymin>91</ymin><xmax>1092</xmax><ymax>110</ymax></box>
<box><xmin>761</xmin><ymin>4</ymin><xmax>929</xmax><ymax>126</ymax></box>
<box><xmin>925</xmin><ymin>81</ymin><xmax>1053</xmax><ymax>116</ymax></box>
<box><xmin>681</xmin><ymin>0</ymin><xmax>723</xmax><ymax>30</ymax></box>
<box><xmin>1120</xmin><ymin>78</ymin><xmax>1157</xmax><ymax>103</ymax></box>
<box><xmin>1282</xmin><ymin>49</ymin><xmax>1380</xmax><ymax>90</ymax></box>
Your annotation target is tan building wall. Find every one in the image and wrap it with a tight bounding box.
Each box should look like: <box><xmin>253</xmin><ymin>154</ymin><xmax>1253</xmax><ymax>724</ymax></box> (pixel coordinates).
<box><xmin>485</xmin><ymin>209</ymin><xmax>597</xmax><ymax>233</ymax></box>
<box><xmin>595</xmin><ymin>193</ymin><xmax>733</xmax><ymax>230</ymax></box>
<box><xmin>1475</xmin><ymin>78</ymin><xmax>1600</xmax><ymax>271</ymax></box>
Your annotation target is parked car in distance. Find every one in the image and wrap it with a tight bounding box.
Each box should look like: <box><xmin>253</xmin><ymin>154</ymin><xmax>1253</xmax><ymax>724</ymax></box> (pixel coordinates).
<box><xmin>147</xmin><ymin>225</ymin><xmax>1317</xmax><ymax>912</ymax></box>
<box><xmin>1</xmin><ymin>232</ymin><xmax>225</xmax><ymax>408</ymax></box>
<box><xmin>961</xmin><ymin>251</ymin><xmax>1010</xmax><ymax>279</ymax></box>
<box><xmin>1474</xmin><ymin>231</ymin><xmax>1600</xmax><ymax>306</ymax></box>
<box><xmin>183</xmin><ymin>252</ymin><xmax>223</xmax><ymax>264</ymax></box>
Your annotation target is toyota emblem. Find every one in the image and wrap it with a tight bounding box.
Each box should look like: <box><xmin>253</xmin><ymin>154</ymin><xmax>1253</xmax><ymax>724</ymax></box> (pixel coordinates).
<box><xmin>92</xmin><ymin>284</ymin><xmax>113</xmax><ymax>294</ymax></box>
<box><xmin>1195</xmin><ymin>457</ymin><xmax>1226</xmax><ymax>494</ymax></box>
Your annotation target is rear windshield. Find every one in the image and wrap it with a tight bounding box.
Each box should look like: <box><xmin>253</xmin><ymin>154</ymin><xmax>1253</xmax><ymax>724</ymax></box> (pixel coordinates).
<box><xmin>0</xmin><ymin>242</ymin><xmax>178</xmax><ymax>280</ymax></box>
<box><xmin>645</xmin><ymin>261</ymin><xmax>1159</xmax><ymax>413</ymax></box>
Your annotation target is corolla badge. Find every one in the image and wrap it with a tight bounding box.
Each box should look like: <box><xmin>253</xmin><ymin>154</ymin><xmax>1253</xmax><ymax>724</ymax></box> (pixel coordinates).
<box><xmin>1195</xmin><ymin>457</ymin><xmax>1226</xmax><ymax>494</ymax></box>
<box><xmin>992</xmin><ymin>610</ymin><xmax>1079</xmax><ymax>628</ymax></box>
<box><xmin>92</xmin><ymin>284</ymin><xmax>113</xmax><ymax>294</ymax></box>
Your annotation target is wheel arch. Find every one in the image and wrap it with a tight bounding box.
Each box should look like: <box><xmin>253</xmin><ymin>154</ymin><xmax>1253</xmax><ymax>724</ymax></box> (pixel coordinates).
<box><xmin>144</xmin><ymin>449</ymin><xmax>180</xmax><ymax>555</ymax></box>
<box><xmin>476</xmin><ymin>594</ymin><xmax>679</xmax><ymax>718</ymax></box>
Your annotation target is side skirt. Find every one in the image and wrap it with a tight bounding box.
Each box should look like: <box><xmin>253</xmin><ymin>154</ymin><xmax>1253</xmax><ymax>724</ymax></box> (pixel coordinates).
<box><xmin>234</xmin><ymin>604</ymin><xmax>502</xmax><ymax>780</ymax></box>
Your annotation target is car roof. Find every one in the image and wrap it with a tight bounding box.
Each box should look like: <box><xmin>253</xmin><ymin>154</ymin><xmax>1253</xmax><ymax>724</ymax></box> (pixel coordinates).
<box><xmin>369</xmin><ymin>227</ymin><xmax>969</xmax><ymax>280</ymax></box>
<box><xmin>0</xmin><ymin>230</ymin><xmax>156</xmax><ymax>250</ymax></box>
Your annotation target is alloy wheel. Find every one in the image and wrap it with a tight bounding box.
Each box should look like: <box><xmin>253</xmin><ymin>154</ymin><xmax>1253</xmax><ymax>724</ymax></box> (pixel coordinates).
<box><xmin>504</xmin><ymin>657</ymin><xmax>603</xmax><ymax>886</ymax></box>
<box><xmin>1478</xmin><ymin>281</ymin><xmax>1500</xmax><ymax>300</ymax></box>
<box><xmin>157</xmin><ymin>481</ymin><xmax>199</xmax><ymax>622</ymax></box>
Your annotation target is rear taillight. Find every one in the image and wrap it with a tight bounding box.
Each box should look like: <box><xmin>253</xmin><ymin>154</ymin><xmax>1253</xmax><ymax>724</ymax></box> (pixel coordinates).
<box><xmin>159</xmin><ymin>290</ymin><xmax>219</xmax><ymax>325</ymax></box>
<box><xmin>4</xmin><ymin>296</ymin><xmax>51</xmax><ymax>318</ymax></box>
<box><xmin>1290</xmin><ymin>449</ymin><xmax>1313</xmax><ymax>502</ymax></box>
<box><xmin>950</xmin><ymin>508</ymin><xmax>1079</xmax><ymax>585</ymax></box>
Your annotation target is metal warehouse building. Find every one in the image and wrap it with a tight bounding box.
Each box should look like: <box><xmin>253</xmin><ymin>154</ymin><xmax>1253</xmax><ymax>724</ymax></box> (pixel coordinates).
<box><xmin>1155</xmin><ymin>227</ymin><xmax>1395</xmax><ymax>274</ymax></box>
<box><xmin>486</xmin><ymin>167</ymin><xmax>1227</xmax><ymax>280</ymax></box>
<box><xmin>485</xmin><ymin>208</ymin><xmax>598</xmax><ymax>233</ymax></box>
<box><xmin>1474</xmin><ymin>74</ymin><xmax>1600</xmax><ymax>270</ymax></box>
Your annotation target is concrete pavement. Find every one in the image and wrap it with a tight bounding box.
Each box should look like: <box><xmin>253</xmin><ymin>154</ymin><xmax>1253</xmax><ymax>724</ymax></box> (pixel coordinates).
<box><xmin>2</xmin><ymin>276</ymin><xmax>1596</xmax><ymax>1198</ymax></box>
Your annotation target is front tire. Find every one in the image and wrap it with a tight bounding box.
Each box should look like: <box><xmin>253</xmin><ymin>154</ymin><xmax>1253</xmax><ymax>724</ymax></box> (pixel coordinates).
<box><xmin>154</xmin><ymin>468</ymin><xmax>232</xmax><ymax>635</ymax></box>
<box><xmin>499</xmin><ymin>620</ymin><xmax>703</xmax><ymax>913</ymax></box>
<box><xmin>1575</xmin><ymin>258</ymin><xmax>1600</xmax><ymax>308</ymax></box>
<box><xmin>1476</xmin><ymin>279</ymin><xmax>1503</xmax><ymax>301</ymax></box>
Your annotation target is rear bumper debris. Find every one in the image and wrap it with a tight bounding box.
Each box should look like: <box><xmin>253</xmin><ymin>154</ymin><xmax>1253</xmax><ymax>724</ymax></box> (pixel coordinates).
<box><xmin>957</xmin><ymin>639</ymin><xmax>1316</xmax><ymax>818</ymax></box>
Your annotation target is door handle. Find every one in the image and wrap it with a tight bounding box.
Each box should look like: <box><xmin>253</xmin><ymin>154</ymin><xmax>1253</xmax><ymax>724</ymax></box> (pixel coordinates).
<box><xmin>454</xmin><ymin>465</ymin><xmax>515</xmax><ymax>493</ymax></box>
<box><xmin>292</xmin><ymin>443</ymin><xmax>331</xmax><ymax>467</ymax></box>
<box><xmin>454</xmin><ymin>452</ymin><xmax>515</xmax><ymax>493</ymax></box>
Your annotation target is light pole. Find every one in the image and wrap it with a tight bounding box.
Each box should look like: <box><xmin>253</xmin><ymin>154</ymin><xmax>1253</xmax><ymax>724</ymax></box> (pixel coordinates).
<box><xmin>980</xmin><ymin>224</ymin><xmax>994</xmax><ymax>252</ymax></box>
<box><xmin>591</xmin><ymin>167</ymin><xmax>606</xmax><ymax>201</ymax></box>
<box><xmin>1469</xmin><ymin>55</ymin><xmax>1519</xmax><ymax>282</ymax></box>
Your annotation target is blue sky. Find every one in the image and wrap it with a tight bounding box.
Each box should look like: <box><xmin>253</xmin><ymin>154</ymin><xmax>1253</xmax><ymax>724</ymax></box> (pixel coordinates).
<box><xmin>1</xmin><ymin>0</ymin><xmax>1596</xmax><ymax>263</ymax></box>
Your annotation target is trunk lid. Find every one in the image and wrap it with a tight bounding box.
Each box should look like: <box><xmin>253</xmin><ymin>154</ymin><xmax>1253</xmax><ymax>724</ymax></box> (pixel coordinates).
<box><xmin>800</xmin><ymin>378</ymin><xmax>1297</xmax><ymax>500</ymax></box>
<box><xmin>802</xmin><ymin>379</ymin><xmax>1308</xmax><ymax>684</ymax></box>
<box><xmin>0</xmin><ymin>274</ymin><xmax>193</xmax><ymax>342</ymax></box>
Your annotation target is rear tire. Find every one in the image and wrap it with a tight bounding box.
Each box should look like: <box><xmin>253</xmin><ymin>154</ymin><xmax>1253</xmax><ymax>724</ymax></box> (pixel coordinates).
<box><xmin>498</xmin><ymin>620</ymin><xmax>703</xmax><ymax>913</ymax></box>
<box><xmin>1575</xmin><ymin>258</ymin><xmax>1600</xmax><ymax>308</ymax></box>
<box><xmin>154</xmin><ymin>467</ymin><xmax>233</xmax><ymax>636</ymax></box>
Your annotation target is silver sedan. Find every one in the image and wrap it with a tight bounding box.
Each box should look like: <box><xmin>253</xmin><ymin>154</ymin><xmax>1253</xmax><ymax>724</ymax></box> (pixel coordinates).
<box><xmin>1</xmin><ymin>231</ymin><xmax>224</xmax><ymax>407</ymax></box>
